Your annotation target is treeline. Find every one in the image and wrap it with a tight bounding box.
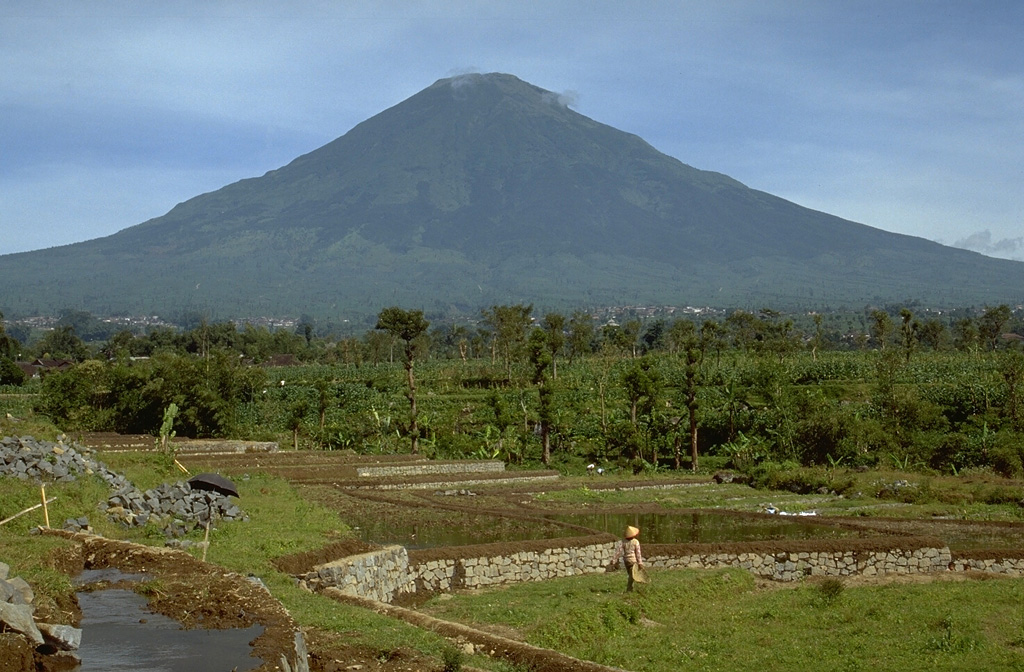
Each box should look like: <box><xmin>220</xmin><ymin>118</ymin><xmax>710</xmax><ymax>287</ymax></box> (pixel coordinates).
<box><xmin>3</xmin><ymin>304</ymin><xmax>1024</xmax><ymax>480</ymax></box>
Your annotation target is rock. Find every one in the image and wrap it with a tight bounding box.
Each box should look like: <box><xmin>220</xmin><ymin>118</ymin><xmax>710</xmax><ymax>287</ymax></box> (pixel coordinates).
<box><xmin>0</xmin><ymin>601</ymin><xmax>44</xmax><ymax>644</ymax></box>
<box><xmin>0</xmin><ymin>561</ymin><xmax>8</xmax><ymax>580</ymax></box>
<box><xmin>5</xmin><ymin>576</ymin><xmax>34</xmax><ymax>604</ymax></box>
<box><xmin>37</xmin><ymin>623</ymin><xmax>82</xmax><ymax>651</ymax></box>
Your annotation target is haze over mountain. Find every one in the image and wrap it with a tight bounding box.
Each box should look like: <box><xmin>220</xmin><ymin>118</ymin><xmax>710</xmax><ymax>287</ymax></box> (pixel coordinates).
<box><xmin>2</xmin><ymin>72</ymin><xmax>1022</xmax><ymax>321</ymax></box>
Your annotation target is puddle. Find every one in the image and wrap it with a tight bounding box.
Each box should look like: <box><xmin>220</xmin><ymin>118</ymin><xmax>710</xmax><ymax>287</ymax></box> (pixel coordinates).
<box><xmin>353</xmin><ymin>516</ymin><xmax>560</xmax><ymax>549</ymax></box>
<box><xmin>545</xmin><ymin>511</ymin><xmax>865</xmax><ymax>544</ymax></box>
<box><xmin>74</xmin><ymin>570</ymin><xmax>264</xmax><ymax>672</ymax></box>
<box><xmin>351</xmin><ymin>509</ymin><xmax>865</xmax><ymax>548</ymax></box>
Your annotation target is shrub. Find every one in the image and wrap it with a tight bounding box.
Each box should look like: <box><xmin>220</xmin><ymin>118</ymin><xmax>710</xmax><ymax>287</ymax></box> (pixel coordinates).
<box><xmin>0</xmin><ymin>357</ymin><xmax>25</xmax><ymax>386</ymax></box>
<box><xmin>441</xmin><ymin>645</ymin><xmax>463</xmax><ymax>672</ymax></box>
<box><xmin>817</xmin><ymin>578</ymin><xmax>845</xmax><ymax>606</ymax></box>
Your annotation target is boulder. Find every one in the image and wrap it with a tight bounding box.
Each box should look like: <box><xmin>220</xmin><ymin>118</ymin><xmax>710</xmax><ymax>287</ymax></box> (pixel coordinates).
<box><xmin>0</xmin><ymin>601</ymin><xmax>43</xmax><ymax>645</ymax></box>
<box><xmin>37</xmin><ymin>623</ymin><xmax>82</xmax><ymax>651</ymax></box>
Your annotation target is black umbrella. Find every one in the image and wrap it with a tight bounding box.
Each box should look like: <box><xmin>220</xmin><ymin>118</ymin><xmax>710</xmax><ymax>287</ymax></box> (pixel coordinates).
<box><xmin>188</xmin><ymin>473</ymin><xmax>240</xmax><ymax>498</ymax></box>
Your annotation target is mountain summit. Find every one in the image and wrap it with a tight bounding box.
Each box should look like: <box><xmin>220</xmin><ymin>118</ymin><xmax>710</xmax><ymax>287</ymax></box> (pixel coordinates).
<box><xmin>2</xmin><ymin>72</ymin><xmax>1023</xmax><ymax>319</ymax></box>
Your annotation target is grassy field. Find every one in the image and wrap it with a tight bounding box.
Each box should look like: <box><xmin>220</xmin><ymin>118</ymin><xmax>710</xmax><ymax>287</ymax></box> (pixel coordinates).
<box><xmin>3</xmin><ymin>446</ymin><xmax>1024</xmax><ymax>671</ymax></box>
<box><xmin>421</xmin><ymin>568</ymin><xmax>1024</xmax><ymax>672</ymax></box>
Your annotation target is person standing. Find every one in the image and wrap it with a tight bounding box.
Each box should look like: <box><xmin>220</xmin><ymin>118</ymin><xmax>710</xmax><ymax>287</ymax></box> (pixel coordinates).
<box><xmin>611</xmin><ymin>525</ymin><xmax>644</xmax><ymax>591</ymax></box>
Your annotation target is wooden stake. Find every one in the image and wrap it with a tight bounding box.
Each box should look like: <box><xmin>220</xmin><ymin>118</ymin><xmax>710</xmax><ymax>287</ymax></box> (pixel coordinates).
<box><xmin>41</xmin><ymin>485</ymin><xmax>50</xmax><ymax>529</ymax></box>
<box><xmin>0</xmin><ymin>498</ymin><xmax>57</xmax><ymax>526</ymax></box>
<box><xmin>201</xmin><ymin>518</ymin><xmax>211</xmax><ymax>562</ymax></box>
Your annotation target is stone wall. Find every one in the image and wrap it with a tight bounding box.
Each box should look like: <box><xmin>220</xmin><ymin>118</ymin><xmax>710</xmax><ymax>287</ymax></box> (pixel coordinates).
<box><xmin>411</xmin><ymin>542</ymin><xmax>617</xmax><ymax>592</ymax></box>
<box><xmin>648</xmin><ymin>544</ymin><xmax>952</xmax><ymax>581</ymax></box>
<box><xmin>363</xmin><ymin>474</ymin><xmax>560</xmax><ymax>491</ymax></box>
<box><xmin>300</xmin><ymin>535</ymin><xmax>973</xmax><ymax>604</ymax></box>
<box><xmin>306</xmin><ymin>546</ymin><xmax>414</xmax><ymax>604</ymax></box>
<box><xmin>355</xmin><ymin>461</ymin><xmax>505</xmax><ymax>478</ymax></box>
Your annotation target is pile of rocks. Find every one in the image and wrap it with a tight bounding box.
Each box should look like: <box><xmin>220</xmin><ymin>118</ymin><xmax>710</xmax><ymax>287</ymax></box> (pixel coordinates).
<box><xmin>103</xmin><ymin>480</ymin><xmax>247</xmax><ymax>537</ymax></box>
<box><xmin>0</xmin><ymin>560</ymin><xmax>81</xmax><ymax>668</ymax></box>
<box><xmin>0</xmin><ymin>435</ymin><xmax>100</xmax><ymax>483</ymax></box>
<box><xmin>0</xmin><ymin>435</ymin><xmax>246</xmax><ymax>539</ymax></box>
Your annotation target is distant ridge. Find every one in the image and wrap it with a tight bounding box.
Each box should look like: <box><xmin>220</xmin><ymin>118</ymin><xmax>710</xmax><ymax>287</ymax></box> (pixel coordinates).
<box><xmin>2</xmin><ymin>72</ymin><xmax>1022</xmax><ymax>320</ymax></box>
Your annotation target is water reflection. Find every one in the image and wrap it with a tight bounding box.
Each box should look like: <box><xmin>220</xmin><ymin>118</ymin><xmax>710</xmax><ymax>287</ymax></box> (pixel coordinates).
<box><xmin>75</xmin><ymin>585</ymin><xmax>263</xmax><ymax>672</ymax></box>
<box><xmin>545</xmin><ymin>511</ymin><xmax>858</xmax><ymax>544</ymax></box>
<box><xmin>351</xmin><ymin>509</ymin><xmax>860</xmax><ymax>548</ymax></box>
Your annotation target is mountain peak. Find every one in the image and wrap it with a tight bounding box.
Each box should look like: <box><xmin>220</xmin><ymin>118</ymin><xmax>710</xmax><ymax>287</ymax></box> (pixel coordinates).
<box><xmin>1</xmin><ymin>73</ymin><xmax>1022</xmax><ymax>319</ymax></box>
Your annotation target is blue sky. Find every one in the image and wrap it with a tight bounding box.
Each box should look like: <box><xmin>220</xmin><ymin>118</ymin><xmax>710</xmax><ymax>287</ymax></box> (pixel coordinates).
<box><xmin>2</xmin><ymin>1</ymin><xmax>1022</xmax><ymax>259</ymax></box>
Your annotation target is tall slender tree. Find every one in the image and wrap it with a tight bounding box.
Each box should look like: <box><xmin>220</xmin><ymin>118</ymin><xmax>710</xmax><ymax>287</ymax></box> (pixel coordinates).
<box><xmin>541</xmin><ymin>312</ymin><xmax>565</xmax><ymax>380</ymax></box>
<box><xmin>375</xmin><ymin>307</ymin><xmax>430</xmax><ymax>454</ymax></box>
<box><xmin>528</xmin><ymin>328</ymin><xmax>554</xmax><ymax>466</ymax></box>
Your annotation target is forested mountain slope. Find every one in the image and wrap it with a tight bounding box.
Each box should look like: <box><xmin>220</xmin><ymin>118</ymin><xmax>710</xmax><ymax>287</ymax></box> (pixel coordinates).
<box><xmin>2</xmin><ymin>73</ymin><xmax>1022</xmax><ymax>319</ymax></box>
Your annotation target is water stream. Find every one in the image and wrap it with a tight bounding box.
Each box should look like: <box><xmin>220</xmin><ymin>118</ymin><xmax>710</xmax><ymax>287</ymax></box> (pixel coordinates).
<box><xmin>73</xmin><ymin>569</ymin><xmax>264</xmax><ymax>672</ymax></box>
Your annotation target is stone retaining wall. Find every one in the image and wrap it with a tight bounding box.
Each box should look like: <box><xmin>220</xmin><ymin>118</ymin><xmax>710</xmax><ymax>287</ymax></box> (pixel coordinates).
<box><xmin>309</xmin><ymin>546</ymin><xmax>414</xmax><ymax>604</ymax></box>
<box><xmin>355</xmin><ymin>461</ymin><xmax>505</xmax><ymax>478</ymax></box>
<box><xmin>362</xmin><ymin>474</ymin><xmax>560</xmax><ymax>490</ymax></box>
<box><xmin>412</xmin><ymin>542</ymin><xmax>617</xmax><ymax>592</ymax></box>
<box><xmin>649</xmin><ymin>545</ymin><xmax>952</xmax><ymax>581</ymax></box>
<box><xmin>301</xmin><ymin>536</ymin><xmax>987</xmax><ymax>604</ymax></box>
<box><xmin>949</xmin><ymin>555</ymin><xmax>1024</xmax><ymax>576</ymax></box>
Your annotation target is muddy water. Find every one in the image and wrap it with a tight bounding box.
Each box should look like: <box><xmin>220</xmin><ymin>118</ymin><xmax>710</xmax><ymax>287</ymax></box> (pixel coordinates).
<box><xmin>353</xmin><ymin>509</ymin><xmax>861</xmax><ymax>548</ymax></box>
<box><xmin>545</xmin><ymin>511</ymin><xmax>862</xmax><ymax>544</ymax></box>
<box><xmin>74</xmin><ymin>570</ymin><xmax>263</xmax><ymax>672</ymax></box>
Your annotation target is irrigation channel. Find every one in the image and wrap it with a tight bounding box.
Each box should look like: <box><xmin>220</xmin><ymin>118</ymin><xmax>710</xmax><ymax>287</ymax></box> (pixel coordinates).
<box><xmin>73</xmin><ymin>569</ymin><xmax>264</xmax><ymax>672</ymax></box>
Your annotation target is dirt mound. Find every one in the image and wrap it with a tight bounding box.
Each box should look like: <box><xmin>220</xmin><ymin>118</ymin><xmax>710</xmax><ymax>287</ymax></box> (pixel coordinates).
<box><xmin>274</xmin><ymin>540</ymin><xmax>382</xmax><ymax>574</ymax></box>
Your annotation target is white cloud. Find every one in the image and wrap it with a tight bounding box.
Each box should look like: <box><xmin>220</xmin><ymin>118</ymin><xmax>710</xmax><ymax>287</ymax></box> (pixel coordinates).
<box><xmin>952</xmin><ymin>230</ymin><xmax>1024</xmax><ymax>261</ymax></box>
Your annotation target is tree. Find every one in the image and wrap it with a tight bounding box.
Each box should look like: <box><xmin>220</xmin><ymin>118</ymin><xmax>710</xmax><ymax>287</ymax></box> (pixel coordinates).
<box><xmin>566</xmin><ymin>310</ymin><xmax>594</xmax><ymax>364</ymax></box>
<box><xmin>528</xmin><ymin>328</ymin><xmax>554</xmax><ymax>465</ymax></box>
<box><xmin>681</xmin><ymin>338</ymin><xmax>702</xmax><ymax>471</ymax></box>
<box><xmin>622</xmin><ymin>319</ymin><xmax>642</xmax><ymax>358</ymax></box>
<box><xmin>810</xmin><ymin>314</ymin><xmax>824</xmax><ymax>361</ymax></box>
<box><xmin>667</xmin><ymin>320</ymin><xmax>696</xmax><ymax>355</ymax></box>
<box><xmin>541</xmin><ymin>313</ymin><xmax>565</xmax><ymax>379</ymax></box>
<box><xmin>700</xmin><ymin>320</ymin><xmax>724</xmax><ymax>366</ymax></box>
<box><xmin>35</xmin><ymin>325</ymin><xmax>89</xmax><ymax>362</ymax></box>
<box><xmin>953</xmin><ymin>318</ymin><xmax>979</xmax><ymax>353</ymax></box>
<box><xmin>296</xmin><ymin>314</ymin><xmax>316</xmax><ymax>346</ymax></box>
<box><xmin>363</xmin><ymin>330</ymin><xmax>393</xmax><ymax>366</ymax></box>
<box><xmin>375</xmin><ymin>307</ymin><xmax>430</xmax><ymax>454</ymax></box>
<box><xmin>979</xmin><ymin>305</ymin><xmax>1012</xmax><ymax>351</ymax></box>
<box><xmin>287</xmin><ymin>399</ymin><xmax>310</xmax><ymax>450</ymax></box>
<box><xmin>1002</xmin><ymin>351</ymin><xmax>1024</xmax><ymax>431</ymax></box>
<box><xmin>0</xmin><ymin>311</ymin><xmax>20</xmax><ymax>360</ymax></box>
<box><xmin>899</xmin><ymin>308</ymin><xmax>919</xmax><ymax>364</ymax></box>
<box><xmin>621</xmin><ymin>357</ymin><xmax>662</xmax><ymax>428</ymax></box>
<box><xmin>725</xmin><ymin>310</ymin><xmax>761</xmax><ymax>352</ymax></box>
<box><xmin>0</xmin><ymin>357</ymin><xmax>25</xmax><ymax>386</ymax></box>
<box><xmin>640</xmin><ymin>320</ymin><xmax>666</xmax><ymax>354</ymax></box>
<box><xmin>482</xmin><ymin>304</ymin><xmax>533</xmax><ymax>380</ymax></box>
<box><xmin>869</xmin><ymin>310</ymin><xmax>893</xmax><ymax>350</ymax></box>
<box><xmin>917</xmin><ymin>319</ymin><xmax>948</xmax><ymax>351</ymax></box>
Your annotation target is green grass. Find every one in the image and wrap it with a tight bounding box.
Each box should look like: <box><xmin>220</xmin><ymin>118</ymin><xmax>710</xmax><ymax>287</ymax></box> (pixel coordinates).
<box><xmin>0</xmin><ymin>462</ymin><xmax>463</xmax><ymax>666</ymax></box>
<box><xmin>4</xmin><ymin>450</ymin><xmax>1024</xmax><ymax>671</ymax></box>
<box><xmin>422</xmin><ymin>568</ymin><xmax>1024</xmax><ymax>672</ymax></box>
<box><xmin>541</xmin><ymin>471</ymin><xmax>1024</xmax><ymax>523</ymax></box>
